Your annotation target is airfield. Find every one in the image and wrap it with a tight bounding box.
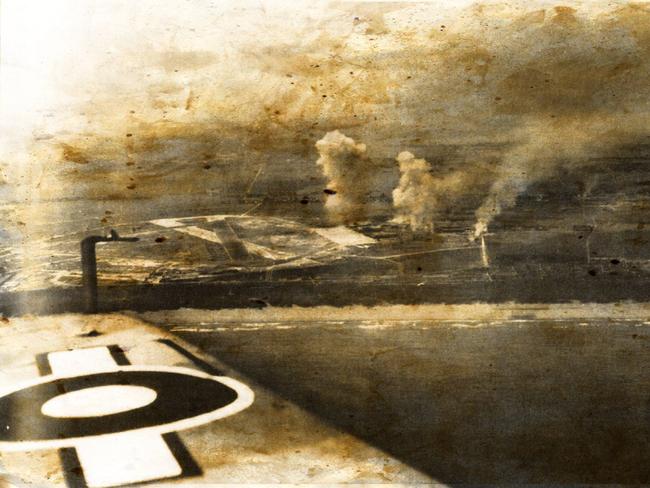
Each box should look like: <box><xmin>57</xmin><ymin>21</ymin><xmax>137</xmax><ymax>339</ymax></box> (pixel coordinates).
<box><xmin>2</xmin><ymin>202</ymin><xmax>650</xmax><ymax>487</ymax></box>
<box><xmin>2</xmin><ymin>166</ymin><xmax>650</xmax><ymax>485</ymax></box>
<box><xmin>2</xmin><ymin>204</ymin><xmax>650</xmax><ymax>316</ymax></box>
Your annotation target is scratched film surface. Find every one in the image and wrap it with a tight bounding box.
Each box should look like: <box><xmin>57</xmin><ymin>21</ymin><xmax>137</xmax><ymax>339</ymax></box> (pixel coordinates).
<box><xmin>2</xmin><ymin>0</ymin><xmax>650</xmax><ymax>486</ymax></box>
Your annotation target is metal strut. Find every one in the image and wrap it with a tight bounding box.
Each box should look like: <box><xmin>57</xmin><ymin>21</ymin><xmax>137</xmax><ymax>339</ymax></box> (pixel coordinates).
<box><xmin>81</xmin><ymin>229</ymin><xmax>139</xmax><ymax>313</ymax></box>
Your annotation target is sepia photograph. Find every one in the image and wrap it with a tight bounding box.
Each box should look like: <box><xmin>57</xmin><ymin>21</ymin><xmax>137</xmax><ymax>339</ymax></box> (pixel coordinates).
<box><xmin>1</xmin><ymin>0</ymin><xmax>650</xmax><ymax>485</ymax></box>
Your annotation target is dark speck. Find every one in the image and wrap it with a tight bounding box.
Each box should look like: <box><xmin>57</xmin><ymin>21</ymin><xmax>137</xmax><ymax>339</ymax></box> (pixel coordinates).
<box><xmin>610</xmin><ymin>259</ymin><xmax>620</xmax><ymax>265</ymax></box>
<box><xmin>588</xmin><ymin>269</ymin><xmax>597</xmax><ymax>276</ymax></box>
<box><xmin>78</xmin><ymin>329</ymin><xmax>102</xmax><ymax>338</ymax></box>
<box><xmin>155</xmin><ymin>236</ymin><xmax>167</xmax><ymax>243</ymax></box>
<box><xmin>300</xmin><ymin>197</ymin><xmax>309</xmax><ymax>204</ymax></box>
<box><xmin>324</xmin><ymin>188</ymin><xmax>337</xmax><ymax>195</ymax></box>
<box><xmin>249</xmin><ymin>298</ymin><xmax>270</xmax><ymax>308</ymax></box>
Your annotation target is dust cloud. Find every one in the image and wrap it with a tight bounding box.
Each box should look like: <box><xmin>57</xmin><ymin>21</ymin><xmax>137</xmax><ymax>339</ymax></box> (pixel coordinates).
<box><xmin>315</xmin><ymin>131</ymin><xmax>371</xmax><ymax>224</ymax></box>
<box><xmin>392</xmin><ymin>149</ymin><xmax>491</xmax><ymax>232</ymax></box>
<box><xmin>392</xmin><ymin>152</ymin><xmax>437</xmax><ymax>232</ymax></box>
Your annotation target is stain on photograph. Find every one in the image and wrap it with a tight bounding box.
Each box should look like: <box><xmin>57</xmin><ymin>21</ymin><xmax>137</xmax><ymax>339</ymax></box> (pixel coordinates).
<box><xmin>1</xmin><ymin>0</ymin><xmax>650</xmax><ymax>486</ymax></box>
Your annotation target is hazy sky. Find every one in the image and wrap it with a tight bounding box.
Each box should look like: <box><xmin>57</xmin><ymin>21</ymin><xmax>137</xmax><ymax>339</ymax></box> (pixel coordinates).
<box><xmin>4</xmin><ymin>0</ymin><xmax>639</xmax><ymax>151</ymax></box>
<box><xmin>1</xmin><ymin>0</ymin><xmax>648</xmax><ymax>231</ymax></box>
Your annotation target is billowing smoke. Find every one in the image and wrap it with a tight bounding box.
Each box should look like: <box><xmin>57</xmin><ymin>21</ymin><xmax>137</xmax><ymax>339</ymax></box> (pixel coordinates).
<box><xmin>315</xmin><ymin>130</ymin><xmax>371</xmax><ymax>224</ymax></box>
<box><xmin>393</xmin><ymin>151</ymin><xmax>487</xmax><ymax>232</ymax></box>
<box><xmin>392</xmin><ymin>152</ymin><xmax>437</xmax><ymax>231</ymax></box>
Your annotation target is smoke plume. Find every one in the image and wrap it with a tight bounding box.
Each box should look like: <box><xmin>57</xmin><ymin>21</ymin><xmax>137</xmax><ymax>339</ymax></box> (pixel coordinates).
<box><xmin>315</xmin><ymin>130</ymin><xmax>372</xmax><ymax>224</ymax></box>
<box><xmin>472</xmin><ymin>115</ymin><xmax>648</xmax><ymax>238</ymax></box>
<box><xmin>393</xmin><ymin>151</ymin><xmax>487</xmax><ymax>232</ymax></box>
<box><xmin>392</xmin><ymin>152</ymin><xmax>437</xmax><ymax>231</ymax></box>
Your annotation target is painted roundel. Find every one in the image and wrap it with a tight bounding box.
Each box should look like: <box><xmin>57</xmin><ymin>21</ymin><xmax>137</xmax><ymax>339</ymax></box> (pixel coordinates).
<box><xmin>0</xmin><ymin>345</ymin><xmax>255</xmax><ymax>487</ymax></box>
<box><xmin>0</xmin><ymin>370</ymin><xmax>238</xmax><ymax>443</ymax></box>
<box><xmin>0</xmin><ymin>366</ymin><xmax>255</xmax><ymax>455</ymax></box>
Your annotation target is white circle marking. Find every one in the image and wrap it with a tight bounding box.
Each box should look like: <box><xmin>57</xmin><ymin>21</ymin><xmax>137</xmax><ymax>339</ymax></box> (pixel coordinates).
<box><xmin>41</xmin><ymin>385</ymin><xmax>157</xmax><ymax>418</ymax></box>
